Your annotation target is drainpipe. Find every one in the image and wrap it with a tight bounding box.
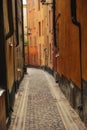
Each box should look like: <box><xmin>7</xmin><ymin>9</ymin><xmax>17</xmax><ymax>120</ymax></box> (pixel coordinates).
<box><xmin>21</xmin><ymin>0</ymin><xmax>25</xmax><ymax>58</ymax></box>
<box><xmin>0</xmin><ymin>0</ymin><xmax>10</xmax><ymax>119</ymax></box>
<box><xmin>6</xmin><ymin>0</ymin><xmax>14</xmax><ymax>40</ymax></box>
<box><xmin>53</xmin><ymin>0</ymin><xmax>58</xmax><ymax>73</ymax></box>
<box><xmin>53</xmin><ymin>0</ymin><xmax>56</xmax><ymax>47</ymax></box>
<box><xmin>6</xmin><ymin>0</ymin><xmax>14</xmax><ymax>116</ymax></box>
<box><xmin>15</xmin><ymin>0</ymin><xmax>19</xmax><ymax>46</ymax></box>
<box><xmin>0</xmin><ymin>0</ymin><xmax>14</xmax><ymax>119</ymax></box>
<box><xmin>21</xmin><ymin>0</ymin><xmax>27</xmax><ymax>74</ymax></box>
<box><xmin>70</xmin><ymin>0</ymin><xmax>83</xmax><ymax>117</ymax></box>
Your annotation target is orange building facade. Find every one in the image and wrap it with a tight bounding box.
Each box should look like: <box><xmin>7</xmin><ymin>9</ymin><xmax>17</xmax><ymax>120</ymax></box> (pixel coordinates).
<box><xmin>42</xmin><ymin>0</ymin><xmax>53</xmax><ymax>69</ymax></box>
<box><xmin>0</xmin><ymin>0</ymin><xmax>24</xmax><ymax>125</ymax></box>
<box><xmin>27</xmin><ymin>0</ymin><xmax>38</xmax><ymax>66</ymax></box>
<box><xmin>25</xmin><ymin>0</ymin><xmax>87</xmax><ymax>126</ymax></box>
<box><xmin>55</xmin><ymin>0</ymin><xmax>87</xmax><ymax>126</ymax></box>
<box><xmin>27</xmin><ymin>0</ymin><xmax>53</xmax><ymax>68</ymax></box>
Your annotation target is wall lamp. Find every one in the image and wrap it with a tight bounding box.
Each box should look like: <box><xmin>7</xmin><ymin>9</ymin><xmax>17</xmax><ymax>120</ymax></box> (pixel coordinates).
<box><xmin>27</xmin><ymin>28</ymin><xmax>31</xmax><ymax>35</ymax></box>
<box><xmin>41</xmin><ymin>0</ymin><xmax>53</xmax><ymax>6</ymax></box>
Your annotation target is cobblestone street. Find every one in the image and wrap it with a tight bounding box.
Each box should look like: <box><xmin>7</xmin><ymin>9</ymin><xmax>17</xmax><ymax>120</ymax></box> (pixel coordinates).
<box><xmin>8</xmin><ymin>68</ymin><xmax>87</xmax><ymax>130</ymax></box>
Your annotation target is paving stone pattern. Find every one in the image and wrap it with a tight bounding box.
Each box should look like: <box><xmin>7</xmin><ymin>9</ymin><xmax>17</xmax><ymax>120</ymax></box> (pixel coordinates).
<box><xmin>8</xmin><ymin>69</ymin><xmax>66</xmax><ymax>130</ymax></box>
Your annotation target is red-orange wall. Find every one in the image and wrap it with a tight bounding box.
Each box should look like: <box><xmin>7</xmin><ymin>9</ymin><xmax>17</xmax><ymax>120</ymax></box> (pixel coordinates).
<box><xmin>77</xmin><ymin>0</ymin><xmax>87</xmax><ymax>82</ymax></box>
<box><xmin>56</xmin><ymin>0</ymin><xmax>81</xmax><ymax>88</ymax></box>
<box><xmin>27</xmin><ymin>0</ymin><xmax>39</xmax><ymax>66</ymax></box>
<box><xmin>29</xmin><ymin>45</ymin><xmax>38</xmax><ymax>65</ymax></box>
<box><xmin>24</xmin><ymin>45</ymin><xmax>29</xmax><ymax>65</ymax></box>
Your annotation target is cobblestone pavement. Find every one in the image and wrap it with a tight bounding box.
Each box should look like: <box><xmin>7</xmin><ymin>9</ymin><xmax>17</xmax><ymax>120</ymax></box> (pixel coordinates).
<box><xmin>8</xmin><ymin>68</ymin><xmax>65</xmax><ymax>130</ymax></box>
<box><xmin>8</xmin><ymin>68</ymin><xmax>87</xmax><ymax>130</ymax></box>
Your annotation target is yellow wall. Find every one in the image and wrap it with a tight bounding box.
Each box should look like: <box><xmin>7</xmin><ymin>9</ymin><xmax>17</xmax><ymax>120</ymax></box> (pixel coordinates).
<box><xmin>55</xmin><ymin>0</ymin><xmax>87</xmax><ymax>88</ymax></box>
<box><xmin>27</xmin><ymin>0</ymin><xmax>53</xmax><ymax>68</ymax></box>
<box><xmin>3</xmin><ymin>0</ymin><xmax>24</xmax><ymax>92</ymax></box>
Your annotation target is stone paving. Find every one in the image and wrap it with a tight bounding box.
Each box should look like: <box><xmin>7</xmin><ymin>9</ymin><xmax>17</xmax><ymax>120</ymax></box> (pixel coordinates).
<box><xmin>25</xmin><ymin>71</ymin><xmax>65</xmax><ymax>130</ymax></box>
<box><xmin>8</xmin><ymin>68</ymin><xmax>66</xmax><ymax>130</ymax></box>
<box><xmin>8</xmin><ymin>68</ymin><xmax>87</xmax><ymax>130</ymax></box>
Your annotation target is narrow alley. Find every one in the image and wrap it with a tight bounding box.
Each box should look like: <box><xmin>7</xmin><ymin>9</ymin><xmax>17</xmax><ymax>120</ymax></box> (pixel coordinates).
<box><xmin>8</xmin><ymin>68</ymin><xmax>86</xmax><ymax>130</ymax></box>
<box><xmin>1</xmin><ymin>0</ymin><xmax>87</xmax><ymax>129</ymax></box>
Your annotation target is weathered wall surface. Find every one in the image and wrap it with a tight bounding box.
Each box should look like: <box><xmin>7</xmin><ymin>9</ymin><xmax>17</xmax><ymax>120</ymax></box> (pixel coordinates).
<box><xmin>76</xmin><ymin>0</ymin><xmax>87</xmax><ymax>82</ymax></box>
<box><xmin>27</xmin><ymin>0</ymin><xmax>39</xmax><ymax>66</ymax></box>
<box><xmin>76</xmin><ymin>0</ymin><xmax>87</xmax><ymax>125</ymax></box>
<box><xmin>55</xmin><ymin>0</ymin><xmax>87</xmax><ymax>126</ymax></box>
<box><xmin>56</xmin><ymin>0</ymin><xmax>81</xmax><ymax>88</ymax></box>
<box><xmin>3</xmin><ymin>0</ymin><xmax>15</xmax><ymax>92</ymax></box>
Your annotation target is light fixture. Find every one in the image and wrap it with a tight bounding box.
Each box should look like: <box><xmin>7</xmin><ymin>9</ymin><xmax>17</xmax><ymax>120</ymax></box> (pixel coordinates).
<box><xmin>27</xmin><ymin>28</ymin><xmax>31</xmax><ymax>35</ymax></box>
<box><xmin>41</xmin><ymin>0</ymin><xmax>46</xmax><ymax>4</ymax></box>
<box><xmin>41</xmin><ymin>0</ymin><xmax>53</xmax><ymax>6</ymax></box>
<box><xmin>9</xmin><ymin>42</ymin><xmax>13</xmax><ymax>47</ymax></box>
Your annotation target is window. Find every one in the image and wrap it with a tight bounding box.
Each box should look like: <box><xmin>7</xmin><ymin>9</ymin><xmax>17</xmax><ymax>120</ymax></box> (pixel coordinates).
<box><xmin>34</xmin><ymin>55</ymin><xmax>36</xmax><ymax>64</ymax></box>
<box><xmin>39</xmin><ymin>44</ymin><xmax>41</xmax><ymax>65</ymax></box>
<box><xmin>49</xmin><ymin>10</ymin><xmax>51</xmax><ymax>32</ymax></box>
<box><xmin>38</xmin><ymin>0</ymin><xmax>40</xmax><ymax>10</ymax></box>
<box><xmin>49</xmin><ymin>10</ymin><xmax>53</xmax><ymax>32</ymax></box>
<box><xmin>30</xmin><ymin>37</ymin><xmax>32</xmax><ymax>45</ymax></box>
<box><xmin>42</xmin><ymin>20</ymin><xmax>44</xmax><ymax>35</ymax></box>
<box><xmin>34</xmin><ymin>36</ymin><xmax>36</xmax><ymax>44</ymax></box>
<box><xmin>39</xmin><ymin>22</ymin><xmax>41</xmax><ymax>36</ymax></box>
<box><xmin>47</xmin><ymin>35</ymin><xmax>49</xmax><ymax>45</ymax></box>
<box><xmin>50</xmin><ymin>44</ymin><xmax>52</xmax><ymax>62</ymax></box>
<box><xmin>47</xmin><ymin>36</ymin><xmax>49</xmax><ymax>56</ymax></box>
<box><xmin>56</xmin><ymin>22</ymin><xmax>59</xmax><ymax>52</ymax></box>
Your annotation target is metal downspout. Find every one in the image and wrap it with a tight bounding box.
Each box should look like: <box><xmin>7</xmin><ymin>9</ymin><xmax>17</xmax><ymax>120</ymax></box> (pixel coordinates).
<box><xmin>70</xmin><ymin>0</ymin><xmax>83</xmax><ymax>118</ymax></box>
<box><xmin>15</xmin><ymin>0</ymin><xmax>19</xmax><ymax>46</ymax></box>
<box><xmin>0</xmin><ymin>0</ymin><xmax>11</xmax><ymax>119</ymax></box>
<box><xmin>21</xmin><ymin>0</ymin><xmax>27</xmax><ymax>74</ymax></box>
<box><xmin>6</xmin><ymin>0</ymin><xmax>14</xmax><ymax>40</ymax></box>
<box><xmin>53</xmin><ymin>0</ymin><xmax>56</xmax><ymax>47</ymax></box>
